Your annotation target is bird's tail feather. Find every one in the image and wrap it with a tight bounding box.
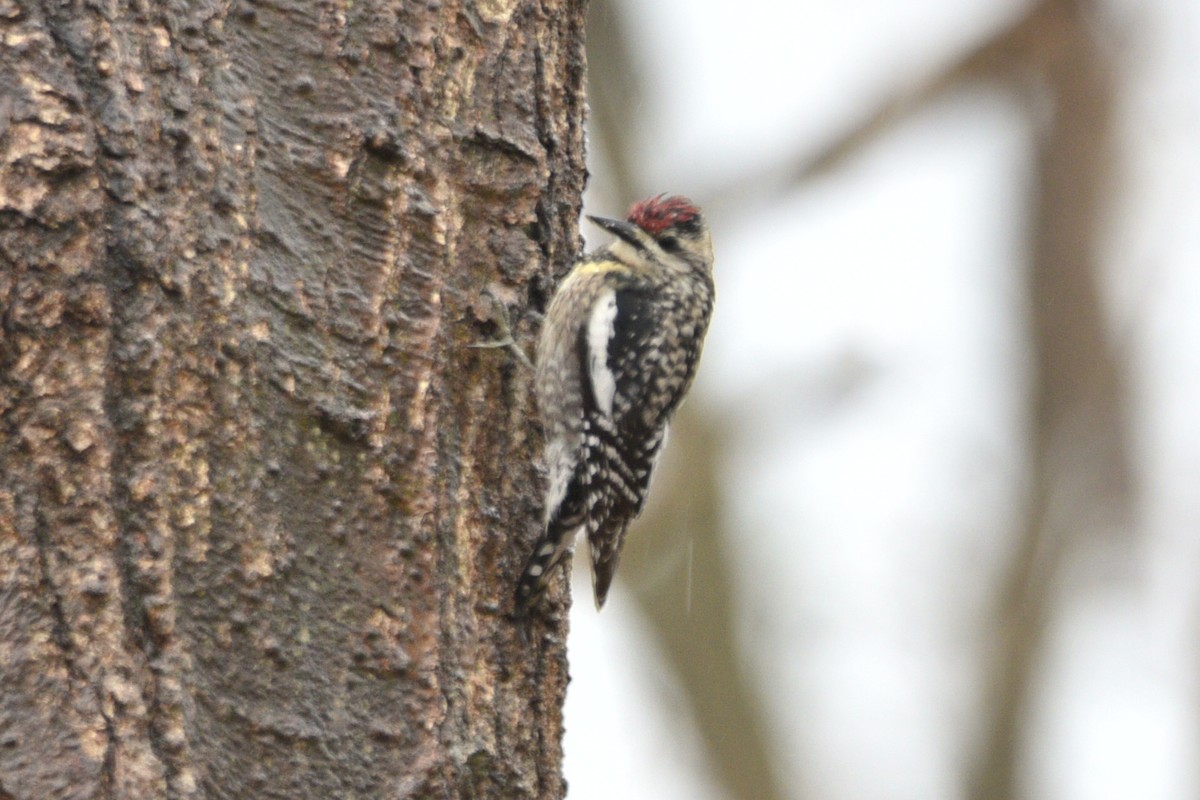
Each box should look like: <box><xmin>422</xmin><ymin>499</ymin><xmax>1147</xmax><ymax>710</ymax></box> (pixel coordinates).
<box><xmin>514</xmin><ymin>517</ymin><xmax>580</xmax><ymax>614</ymax></box>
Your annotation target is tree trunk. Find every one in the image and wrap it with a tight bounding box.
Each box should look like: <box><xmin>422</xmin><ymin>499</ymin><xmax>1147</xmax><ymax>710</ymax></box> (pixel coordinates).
<box><xmin>0</xmin><ymin>1</ymin><xmax>587</xmax><ymax>797</ymax></box>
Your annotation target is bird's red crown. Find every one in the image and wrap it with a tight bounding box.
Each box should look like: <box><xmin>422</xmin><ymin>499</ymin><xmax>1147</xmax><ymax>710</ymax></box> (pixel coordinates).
<box><xmin>626</xmin><ymin>195</ymin><xmax>700</xmax><ymax>236</ymax></box>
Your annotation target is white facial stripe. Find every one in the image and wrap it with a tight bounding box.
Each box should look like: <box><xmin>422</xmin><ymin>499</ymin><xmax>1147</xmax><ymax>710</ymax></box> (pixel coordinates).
<box><xmin>606</xmin><ymin>239</ymin><xmax>640</xmax><ymax>264</ymax></box>
<box><xmin>587</xmin><ymin>289</ymin><xmax>618</xmax><ymax>418</ymax></box>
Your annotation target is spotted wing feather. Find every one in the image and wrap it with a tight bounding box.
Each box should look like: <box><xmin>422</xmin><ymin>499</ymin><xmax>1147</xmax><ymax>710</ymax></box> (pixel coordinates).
<box><xmin>584</xmin><ymin>286</ymin><xmax>680</xmax><ymax>607</ymax></box>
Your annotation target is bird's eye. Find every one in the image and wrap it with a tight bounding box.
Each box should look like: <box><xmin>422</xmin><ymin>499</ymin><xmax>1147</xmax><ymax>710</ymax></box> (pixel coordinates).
<box><xmin>658</xmin><ymin>236</ymin><xmax>682</xmax><ymax>253</ymax></box>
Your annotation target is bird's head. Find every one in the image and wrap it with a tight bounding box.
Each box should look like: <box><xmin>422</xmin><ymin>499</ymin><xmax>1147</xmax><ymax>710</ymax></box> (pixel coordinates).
<box><xmin>588</xmin><ymin>195</ymin><xmax>712</xmax><ymax>272</ymax></box>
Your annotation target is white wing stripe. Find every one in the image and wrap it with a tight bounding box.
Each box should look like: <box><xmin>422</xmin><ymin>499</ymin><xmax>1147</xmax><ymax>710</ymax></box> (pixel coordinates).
<box><xmin>586</xmin><ymin>288</ymin><xmax>618</xmax><ymax>418</ymax></box>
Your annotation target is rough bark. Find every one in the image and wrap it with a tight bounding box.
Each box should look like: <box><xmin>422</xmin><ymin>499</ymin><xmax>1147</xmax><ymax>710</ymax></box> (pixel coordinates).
<box><xmin>0</xmin><ymin>1</ymin><xmax>587</xmax><ymax>798</ymax></box>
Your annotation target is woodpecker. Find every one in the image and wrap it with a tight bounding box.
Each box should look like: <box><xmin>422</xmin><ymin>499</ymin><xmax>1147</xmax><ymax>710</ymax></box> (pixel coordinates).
<box><xmin>516</xmin><ymin>195</ymin><xmax>715</xmax><ymax>612</ymax></box>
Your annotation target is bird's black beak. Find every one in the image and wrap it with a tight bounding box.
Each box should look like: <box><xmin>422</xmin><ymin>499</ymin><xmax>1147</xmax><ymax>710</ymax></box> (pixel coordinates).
<box><xmin>587</xmin><ymin>215</ymin><xmax>642</xmax><ymax>247</ymax></box>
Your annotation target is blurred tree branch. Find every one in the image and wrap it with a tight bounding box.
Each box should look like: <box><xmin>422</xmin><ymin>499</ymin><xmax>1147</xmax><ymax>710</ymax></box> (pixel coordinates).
<box><xmin>627</xmin><ymin>409</ymin><xmax>791</xmax><ymax>800</ymax></box>
<box><xmin>969</xmin><ymin>2</ymin><xmax>1132</xmax><ymax>799</ymax></box>
<box><xmin>704</xmin><ymin>0</ymin><xmax>1066</xmax><ymax>211</ymax></box>
<box><xmin>707</xmin><ymin>0</ymin><xmax>1132</xmax><ymax>796</ymax></box>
